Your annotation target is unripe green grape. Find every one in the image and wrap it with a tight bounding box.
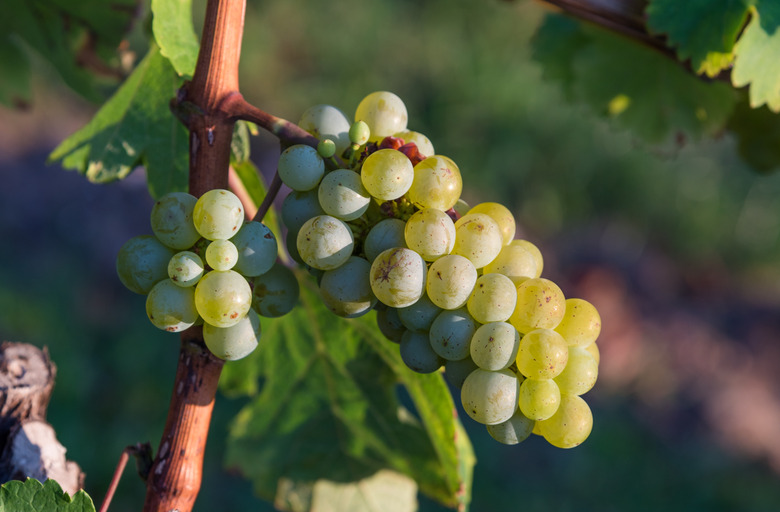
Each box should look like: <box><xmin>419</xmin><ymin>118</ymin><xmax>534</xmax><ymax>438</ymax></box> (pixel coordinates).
<box><xmin>486</xmin><ymin>409</ymin><xmax>535</xmax><ymax>445</ymax></box>
<box><xmin>355</xmin><ymin>91</ymin><xmax>408</xmax><ymax>142</ymax></box>
<box><xmin>510</xmin><ymin>278</ymin><xmax>566</xmax><ymax>334</ymax></box>
<box><xmin>318</xmin><ymin>169</ymin><xmax>370</xmax><ymax>221</ymax></box>
<box><xmin>369</xmin><ymin>248</ymin><xmax>427</xmax><ymax>308</ymax></box>
<box><xmin>278</xmin><ymin>144</ymin><xmax>325</xmax><ymax>191</ymax></box>
<box><xmin>516</xmin><ymin>328</ymin><xmax>569</xmax><ymax>379</ymax></box>
<box><xmin>467</xmin><ymin>202</ymin><xmax>516</xmax><ymax>246</ymax></box>
<box><xmin>585</xmin><ymin>341</ymin><xmax>600</xmax><ymax>365</ymax></box>
<box><xmin>426</xmin><ymin>255</ymin><xmax>477</xmax><ymax>310</ymax></box>
<box><xmin>281</xmin><ymin>190</ymin><xmax>325</xmax><ymax>233</ymax></box>
<box><xmin>349</xmin><ymin>120</ymin><xmax>370</xmax><ymax>146</ymax></box>
<box><xmin>116</xmin><ymin>235</ymin><xmax>176</xmax><ymax>294</ymax></box>
<box><xmin>203</xmin><ymin>309</ymin><xmax>261</xmax><ymax>361</ymax></box>
<box><xmin>452</xmin><ymin>213</ymin><xmax>503</xmax><ymax>269</ymax></box>
<box><xmin>299</xmin><ymin>104</ymin><xmax>351</xmax><ymax>154</ymax></box>
<box><xmin>397</xmin><ymin>293</ymin><xmax>441</xmax><ymax>332</ymax></box>
<box><xmin>394</xmin><ymin>130</ymin><xmax>435</xmax><ymax>157</ymax></box>
<box><xmin>168</xmin><ymin>251</ymin><xmax>204</xmax><ymax>287</ymax></box>
<box><xmin>444</xmin><ymin>357</ymin><xmax>479</xmax><ymax>389</ymax></box>
<box><xmin>194</xmin><ymin>270</ymin><xmax>252</xmax><ymax>328</ymax></box>
<box><xmin>470</xmin><ymin>322</ymin><xmax>520</xmax><ymax>371</ymax></box>
<box><xmin>320</xmin><ymin>256</ymin><xmax>376</xmax><ymax>318</ymax></box>
<box><xmin>317</xmin><ymin>138</ymin><xmax>337</xmax><ymax>159</ymax></box>
<box><xmin>554</xmin><ymin>346</ymin><xmax>599</xmax><ymax>395</ymax></box>
<box><xmin>554</xmin><ymin>298</ymin><xmax>602</xmax><ymax>347</ymax></box>
<box><xmin>251</xmin><ymin>263</ymin><xmax>299</xmax><ymax>317</ymax></box>
<box><xmin>297</xmin><ymin>215</ymin><xmax>354</xmax><ymax>270</ymax></box>
<box><xmin>400</xmin><ymin>330</ymin><xmax>443</xmax><ymax>374</ymax></box>
<box><xmin>483</xmin><ymin>243</ymin><xmax>539</xmax><ymax>285</ymax></box>
<box><xmin>537</xmin><ymin>394</ymin><xmax>593</xmax><ymax>448</ymax></box>
<box><xmin>429</xmin><ymin>307</ymin><xmax>477</xmax><ymax>361</ymax></box>
<box><xmin>150</xmin><ymin>192</ymin><xmax>200</xmax><ymax>250</ymax></box>
<box><xmin>467</xmin><ymin>273</ymin><xmax>518</xmax><ymax>323</ymax></box>
<box><xmin>192</xmin><ymin>189</ymin><xmax>244</xmax><ymax>241</ymax></box>
<box><xmin>363</xmin><ymin>218</ymin><xmax>407</xmax><ymax>262</ymax></box>
<box><xmin>404</xmin><ymin>208</ymin><xmax>456</xmax><ymax>261</ymax></box>
<box><xmin>205</xmin><ymin>239</ymin><xmax>238</xmax><ymax>271</ymax></box>
<box><xmin>518</xmin><ymin>378</ymin><xmax>561</xmax><ymax>421</ymax></box>
<box><xmin>460</xmin><ymin>368</ymin><xmax>520</xmax><ymax>425</ymax></box>
<box><xmin>231</xmin><ymin>221</ymin><xmax>278</xmax><ymax>277</ymax></box>
<box><xmin>511</xmin><ymin>239</ymin><xmax>543</xmax><ymax>278</ymax></box>
<box><xmin>376</xmin><ymin>307</ymin><xmax>405</xmax><ymax>343</ymax></box>
<box><xmin>407</xmin><ymin>155</ymin><xmax>462</xmax><ymax>212</ymax></box>
<box><xmin>360</xmin><ymin>149</ymin><xmax>414</xmax><ymax>201</ymax></box>
<box><xmin>145</xmin><ymin>279</ymin><xmax>198</xmax><ymax>332</ymax></box>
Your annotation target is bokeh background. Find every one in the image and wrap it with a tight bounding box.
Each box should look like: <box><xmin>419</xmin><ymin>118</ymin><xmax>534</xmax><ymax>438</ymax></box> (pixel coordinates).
<box><xmin>2</xmin><ymin>0</ymin><xmax>780</xmax><ymax>510</ymax></box>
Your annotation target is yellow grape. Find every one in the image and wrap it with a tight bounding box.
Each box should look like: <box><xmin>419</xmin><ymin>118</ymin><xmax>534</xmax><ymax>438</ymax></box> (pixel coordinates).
<box><xmin>515</xmin><ymin>328</ymin><xmax>569</xmax><ymax>379</ymax></box>
<box><xmin>555</xmin><ymin>298</ymin><xmax>602</xmax><ymax>347</ymax></box>
<box><xmin>407</xmin><ymin>155</ymin><xmax>462</xmax><ymax>211</ymax></box>
<box><xmin>467</xmin><ymin>202</ymin><xmax>516</xmax><ymax>246</ymax></box>
<box><xmin>537</xmin><ymin>394</ymin><xmax>593</xmax><ymax>449</ymax></box>
<box><xmin>510</xmin><ymin>278</ymin><xmax>566</xmax><ymax>333</ymax></box>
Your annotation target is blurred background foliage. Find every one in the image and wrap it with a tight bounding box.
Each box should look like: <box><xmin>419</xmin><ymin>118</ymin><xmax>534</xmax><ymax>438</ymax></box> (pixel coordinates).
<box><xmin>1</xmin><ymin>0</ymin><xmax>780</xmax><ymax>510</ymax></box>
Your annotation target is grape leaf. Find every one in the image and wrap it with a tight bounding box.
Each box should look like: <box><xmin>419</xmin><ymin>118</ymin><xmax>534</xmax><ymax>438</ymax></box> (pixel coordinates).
<box><xmin>727</xmin><ymin>99</ymin><xmax>780</xmax><ymax>172</ymax></box>
<box><xmin>0</xmin><ymin>478</ymin><xmax>95</xmax><ymax>512</ymax></box>
<box><xmin>151</xmin><ymin>0</ymin><xmax>199</xmax><ymax>77</ymax></box>
<box><xmin>48</xmin><ymin>46</ymin><xmax>189</xmax><ymax>199</ymax></box>
<box><xmin>645</xmin><ymin>0</ymin><xmax>750</xmax><ymax>78</ymax></box>
<box><xmin>221</xmin><ymin>278</ymin><xmax>474</xmax><ymax>510</ymax></box>
<box><xmin>732</xmin><ymin>2</ymin><xmax>780</xmax><ymax>112</ymax></box>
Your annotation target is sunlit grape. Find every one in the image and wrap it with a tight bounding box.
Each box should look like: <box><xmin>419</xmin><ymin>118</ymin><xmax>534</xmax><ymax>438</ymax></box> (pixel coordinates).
<box><xmin>150</xmin><ymin>192</ymin><xmax>200</xmax><ymax>250</ymax></box>
<box><xmin>192</xmin><ymin>189</ymin><xmax>244</xmax><ymax>241</ymax></box>
<box><xmin>461</xmin><ymin>368</ymin><xmax>520</xmax><ymax>425</ymax></box>
<box><xmin>355</xmin><ymin>91</ymin><xmax>408</xmax><ymax>142</ymax></box>
<box><xmin>407</xmin><ymin>155</ymin><xmax>462</xmax><ymax>212</ymax></box>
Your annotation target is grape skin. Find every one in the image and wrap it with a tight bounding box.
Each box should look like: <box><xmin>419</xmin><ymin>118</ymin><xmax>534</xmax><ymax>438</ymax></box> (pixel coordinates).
<box><xmin>451</xmin><ymin>213</ymin><xmax>503</xmax><ymax>269</ymax></box>
<box><xmin>444</xmin><ymin>357</ymin><xmax>479</xmax><ymax>389</ymax></box>
<box><xmin>429</xmin><ymin>307</ymin><xmax>477</xmax><ymax>361</ymax></box>
<box><xmin>297</xmin><ymin>215</ymin><xmax>354</xmax><ymax>270</ymax></box>
<box><xmin>363</xmin><ymin>218</ymin><xmax>407</xmax><ymax>262</ymax></box>
<box><xmin>515</xmin><ymin>328</ymin><xmax>569</xmax><ymax>380</ymax></box>
<box><xmin>168</xmin><ymin>251</ymin><xmax>204</xmax><ymax>287</ymax></box>
<box><xmin>511</xmin><ymin>239</ymin><xmax>544</xmax><ymax>278</ymax></box>
<box><xmin>467</xmin><ymin>202</ymin><xmax>516</xmax><ymax>246</ymax></box>
<box><xmin>518</xmin><ymin>378</ymin><xmax>561</xmax><ymax>421</ymax></box>
<box><xmin>397</xmin><ymin>293</ymin><xmax>441</xmax><ymax>332</ymax></box>
<box><xmin>318</xmin><ymin>169</ymin><xmax>370</xmax><ymax>221</ymax></box>
<box><xmin>251</xmin><ymin>263</ymin><xmax>300</xmax><ymax>318</ymax></box>
<box><xmin>537</xmin><ymin>394</ymin><xmax>593</xmax><ymax>448</ymax></box>
<box><xmin>203</xmin><ymin>309</ymin><xmax>261</xmax><ymax>361</ymax></box>
<box><xmin>404</xmin><ymin>208</ymin><xmax>456</xmax><ymax>262</ymax></box>
<box><xmin>407</xmin><ymin>155</ymin><xmax>462</xmax><ymax>212</ymax></box>
<box><xmin>192</xmin><ymin>189</ymin><xmax>245</xmax><ymax>241</ymax></box>
<box><xmin>510</xmin><ymin>277</ymin><xmax>566</xmax><ymax>334</ymax></box>
<box><xmin>554</xmin><ymin>346</ymin><xmax>599</xmax><ymax>396</ymax></box>
<box><xmin>205</xmin><ymin>239</ymin><xmax>238</xmax><ymax>271</ymax></box>
<box><xmin>116</xmin><ymin>235</ymin><xmax>176</xmax><ymax>295</ymax></box>
<box><xmin>369</xmin><ymin>248</ymin><xmax>427</xmax><ymax>308</ymax></box>
<box><xmin>460</xmin><ymin>368</ymin><xmax>520</xmax><ymax>425</ymax></box>
<box><xmin>467</xmin><ymin>273</ymin><xmax>518</xmax><ymax>323</ymax></box>
<box><xmin>281</xmin><ymin>190</ymin><xmax>325</xmax><ymax>233</ymax></box>
<box><xmin>150</xmin><ymin>192</ymin><xmax>200</xmax><ymax>250</ymax></box>
<box><xmin>231</xmin><ymin>221</ymin><xmax>278</xmax><ymax>277</ymax></box>
<box><xmin>360</xmin><ymin>149</ymin><xmax>414</xmax><ymax>201</ymax></box>
<box><xmin>470</xmin><ymin>322</ymin><xmax>520</xmax><ymax>371</ymax></box>
<box><xmin>319</xmin><ymin>256</ymin><xmax>376</xmax><ymax>318</ymax></box>
<box><xmin>554</xmin><ymin>298</ymin><xmax>602</xmax><ymax>348</ymax></box>
<box><xmin>145</xmin><ymin>279</ymin><xmax>198</xmax><ymax>332</ymax></box>
<box><xmin>394</xmin><ymin>130</ymin><xmax>435</xmax><ymax>157</ymax></box>
<box><xmin>483</xmin><ymin>244</ymin><xmax>539</xmax><ymax>285</ymax></box>
<box><xmin>298</xmin><ymin>104</ymin><xmax>351</xmax><ymax>154</ymax></box>
<box><xmin>426</xmin><ymin>255</ymin><xmax>477</xmax><ymax>310</ymax></box>
<box><xmin>194</xmin><ymin>270</ymin><xmax>252</xmax><ymax>328</ymax></box>
<box><xmin>376</xmin><ymin>307</ymin><xmax>405</xmax><ymax>343</ymax></box>
<box><xmin>400</xmin><ymin>330</ymin><xmax>443</xmax><ymax>374</ymax></box>
<box><xmin>278</xmin><ymin>144</ymin><xmax>325</xmax><ymax>192</ymax></box>
<box><xmin>355</xmin><ymin>91</ymin><xmax>408</xmax><ymax>142</ymax></box>
<box><xmin>486</xmin><ymin>409</ymin><xmax>535</xmax><ymax>445</ymax></box>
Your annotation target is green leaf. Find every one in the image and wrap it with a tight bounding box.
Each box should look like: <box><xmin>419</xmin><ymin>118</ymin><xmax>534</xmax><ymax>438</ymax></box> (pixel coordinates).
<box><xmin>732</xmin><ymin>3</ymin><xmax>780</xmax><ymax>112</ymax></box>
<box><xmin>230</xmin><ymin>121</ymin><xmax>253</xmax><ymax>164</ymax></box>
<box><xmin>151</xmin><ymin>0</ymin><xmax>199</xmax><ymax>77</ymax></box>
<box><xmin>727</xmin><ymin>98</ymin><xmax>780</xmax><ymax>172</ymax></box>
<box><xmin>531</xmin><ymin>15</ymin><xmax>590</xmax><ymax>99</ymax></box>
<box><xmin>221</xmin><ymin>278</ymin><xmax>474</xmax><ymax>510</ymax></box>
<box><xmin>0</xmin><ymin>478</ymin><xmax>95</xmax><ymax>512</ymax></box>
<box><xmin>645</xmin><ymin>0</ymin><xmax>750</xmax><ymax>78</ymax></box>
<box><xmin>49</xmin><ymin>46</ymin><xmax>189</xmax><ymax>198</ymax></box>
<box><xmin>0</xmin><ymin>35</ymin><xmax>32</xmax><ymax>107</ymax></box>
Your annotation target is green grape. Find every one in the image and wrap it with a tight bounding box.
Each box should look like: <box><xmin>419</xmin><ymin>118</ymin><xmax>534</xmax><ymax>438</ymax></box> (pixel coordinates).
<box><xmin>278</xmin><ymin>144</ymin><xmax>326</xmax><ymax>191</ymax></box>
<box><xmin>467</xmin><ymin>202</ymin><xmax>516</xmax><ymax>246</ymax></box>
<box><xmin>453</xmin><ymin>198</ymin><xmax>470</xmax><ymax>218</ymax></box>
<box><xmin>320</xmin><ymin>256</ymin><xmax>376</xmax><ymax>318</ymax></box>
<box><xmin>145</xmin><ymin>279</ymin><xmax>198</xmax><ymax>332</ymax></box>
<box><xmin>537</xmin><ymin>394</ymin><xmax>593</xmax><ymax>448</ymax></box>
<box><xmin>400</xmin><ymin>330</ymin><xmax>443</xmax><ymax>374</ymax></box>
<box><xmin>426</xmin><ymin>255</ymin><xmax>477</xmax><ymax>310</ymax></box>
<box><xmin>297</xmin><ymin>215</ymin><xmax>354</xmax><ymax>270</ymax></box>
<box><xmin>355</xmin><ymin>91</ymin><xmax>408</xmax><ymax>142</ymax></box>
<box><xmin>429</xmin><ymin>307</ymin><xmax>477</xmax><ymax>361</ymax></box>
<box><xmin>251</xmin><ymin>263</ymin><xmax>299</xmax><ymax>317</ymax></box>
<box><xmin>483</xmin><ymin>243</ymin><xmax>539</xmax><ymax>285</ymax></box>
<box><xmin>231</xmin><ymin>221</ymin><xmax>278</xmax><ymax>277</ymax></box>
<box><xmin>554</xmin><ymin>346</ymin><xmax>598</xmax><ymax>395</ymax></box>
<box><xmin>510</xmin><ymin>239</ymin><xmax>543</xmax><ymax>278</ymax></box>
<box><xmin>467</xmin><ymin>273</ymin><xmax>518</xmax><ymax>323</ymax></box>
<box><xmin>585</xmin><ymin>341</ymin><xmax>600</xmax><ymax>365</ymax></box>
<box><xmin>194</xmin><ymin>270</ymin><xmax>252</xmax><ymax>328</ymax></box>
<box><xmin>407</xmin><ymin>155</ymin><xmax>462</xmax><ymax>212</ymax></box>
<box><xmin>518</xmin><ymin>378</ymin><xmax>561</xmax><ymax>421</ymax></box>
<box><xmin>203</xmin><ymin>309</ymin><xmax>261</xmax><ymax>361</ymax></box>
<box><xmin>299</xmin><ymin>104</ymin><xmax>351</xmax><ymax>154</ymax></box>
<box><xmin>150</xmin><ymin>192</ymin><xmax>200</xmax><ymax>250</ymax></box>
<box><xmin>349</xmin><ymin>120</ymin><xmax>370</xmax><ymax>146</ymax></box>
<box><xmin>363</xmin><ymin>218</ymin><xmax>407</xmax><ymax>262</ymax></box>
<box><xmin>370</xmin><ymin>248</ymin><xmax>427</xmax><ymax>308</ymax></box>
<box><xmin>376</xmin><ymin>307</ymin><xmax>405</xmax><ymax>343</ymax></box>
<box><xmin>116</xmin><ymin>235</ymin><xmax>176</xmax><ymax>294</ymax></box>
<box><xmin>444</xmin><ymin>357</ymin><xmax>479</xmax><ymax>389</ymax></box>
<box><xmin>516</xmin><ymin>328</ymin><xmax>569</xmax><ymax>379</ymax></box>
<box><xmin>192</xmin><ymin>189</ymin><xmax>245</xmax><ymax>241</ymax></box>
<box><xmin>360</xmin><ymin>149</ymin><xmax>414</xmax><ymax>201</ymax></box>
<box><xmin>281</xmin><ymin>190</ymin><xmax>325</xmax><ymax>233</ymax></box>
<box><xmin>317</xmin><ymin>139</ymin><xmax>336</xmax><ymax>159</ymax></box>
<box><xmin>486</xmin><ymin>409</ymin><xmax>535</xmax><ymax>445</ymax></box>
<box><xmin>205</xmin><ymin>239</ymin><xmax>238</xmax><ymax>271</ymax></box>
<box><xmin>510</xmin><ymin>277</ymin><xmax>566</xmax><ymax>333</ymax></box>
<box><xmin>554</xmin><ymin>298</ymin><xmax>602</xmax><ymax>347</ymax></box>
<box><xmin>460</xmin><ymin>368</ymin><xmax>520</xmax><ymax>425</ymax></box>
<box><xmin>168</xmin><ymin>251</ymin><xmax>204</xmax><ymax>287</ymax></box>
<box><xmin>318</xmin><ymin>169</ymin><xmax>370</xmax><ymax>221</ymax></box>
<box><xmin>404</xmin><ymin>208</ymin><xmax>456</xmax><ymax>261</ymax></box>
<box><xmin>451</xmin><ymin>213</ymin><xmax>503</xmax><ymax>269</ymax></box>
<box><xmin>397</xmin><ymin>293</ymin><xmax>441</xmax><ymax>332</ymax></box>
<box><xmin>393</xmin><ymin>130</ymin><xmax>435</xmax><ymax>157</ymax></box>
<box><xmin>470</xmin><ymin>322</ymin><xmax>520</xmax><ymax>371</ymax></box>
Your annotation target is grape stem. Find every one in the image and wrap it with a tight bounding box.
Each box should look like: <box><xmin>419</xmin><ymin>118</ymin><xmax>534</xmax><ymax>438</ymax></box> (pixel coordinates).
<box><xmin>252</xmin><ymin>171</ymin><xmax>282</xmax><ymax>223</ymax></box>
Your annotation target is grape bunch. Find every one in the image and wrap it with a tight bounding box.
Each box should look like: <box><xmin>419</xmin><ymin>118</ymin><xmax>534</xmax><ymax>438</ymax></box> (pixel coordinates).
<box><xmin>115</xmin><ymin>189</ymin><xmax>299</xmax><ymax>360</ymax></box>
<box><xmin>282</xmin><ymin>91</ymin><xmax>602</xmax><ymax>448</ymax></box>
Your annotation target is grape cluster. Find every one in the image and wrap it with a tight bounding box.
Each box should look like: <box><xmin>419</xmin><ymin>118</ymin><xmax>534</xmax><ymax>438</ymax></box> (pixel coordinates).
<box><xmin>283</xmin><ymin>91</ymin><xmax>602</xmax><ymax>448</ymax></box>
<box><xmin>116</xmin><ymin>189</ymin><xmax>299</xmax><ymax>360</ymax></box>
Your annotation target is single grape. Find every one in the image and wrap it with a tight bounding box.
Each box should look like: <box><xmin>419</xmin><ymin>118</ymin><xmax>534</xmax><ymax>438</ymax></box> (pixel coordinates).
<box><xmin>320</xmin><ymin>256</ymin><xmax>376</xmax><ymax>318</ymax></box>
<box><xmin>554</xmin><ymin>298</ymin><xmax>602</xmax><ymax>347</ymax></box>
<box><xmin>400</xmin><ymin>330</ymin><xmax>443</xmax><ymax>374</ymax></box>
<box><xmin>510</xmin><ymin>278</ymin><xmax>566</xmax><ymax>334</ymax></box>
<box><xmin>407</xmin><ymin>155</ymin><xmax>462</xmax><ymax>212</ymax></box>
<box><xmin>404</xmin><ymin>208</ymin><xmax>456</xmax><ymax>261</ymax></box>
<box><xmin>451</xmin><ymin>213</ymin><xmax>503</xmax><ymax>269</ymax></box>
<box><xmin>150</xmin><ymin>192</ymin><xmax>200</xmax><ymax>250</ymax></box>
<box><xmin>467</xmin><ymin>202</ymin><xmax>516</xmax><ymax>246</ymax></box>
<box><xmin>483</xmin><ymin>243</ymin><xmax>539</xmax><ymax>285</ymax></box>
<box><xmin>205</xmin><ymin>239</ymin><xmax>238</xmax><ymax>271</ymax></box>
<box><xmin>145</xmin><ymin>279</ymin><xmax>198</xmax><ymax>332</ymax></box>
<box><xmin>297</xmin><ymin>215</ymin><xmax>354</xmax><ymax>270</ymax></box>
<box><xmin>278</xmin><ymin>144</ymin><xmax>325</xmax><ymax>191</ymax></box>
<box><xmin>397</xmin><ymin>293</ymin><xmax>441</xmax><ymax>332</ymax></box>
<box><xmin>192</xmin><ymin>189</ymin><xmax>244</xmax><ymax>241</ymax></box>
<box><xmin>510</xmin><ymin>239</ymin><xmax>543</xmax><ymax>278</ymax></box>
<box><xmin>318</xmin><ymin>169</ymin><xmax>370</xmax><ymax>221</ymax></box>
<box><xmin>116</xmin><ymin>235</ymin><xmax>176</xmax><ymax>294</ymax></box>
<box><xmin>231</xmin><ymin>221</ymin><xmax>278</xmax><ymax>277</ymax></box>
<box><xmin>168</xmin><ymin>251</ymin><xmax>204</xmax><ymax>287</ymax></box>
<box><xmin>429</xmin><ymin>307</ymin><xmax>477</xmax><ymax>361</ymax></box>
<box><xmin>355</xmin><ymin>91</ymin><xmax>408</xmax><ymax>142</ymax></box>
<box><xmin>281</xmin><ymin>189</ymin><xmax>325</xmax><ymax>233</ymax></box>
<box><xmin>486</xmin><ymin>409</ymin><xmax>535</xmax><ymax>445</ymax></box>
<box><xmin>376</xmin><ymin>307</ymin><xmax>405</xmax><ymax>343</ymax></box>
<box><xmin>426</xmin><ymin>255</ymin><xmax>477</xmax><ymax>310</ymax></box>
<box><xmin>203</xmin><ymin>309</ymin><xmax>261</xmax><ymax>361</ymax></box>
<box><xmin>251</xmin><ymin>263</ymin><xmax>299</xmax><ymax>317</ymax></box>
<box><xmin>467</xmin><ymin>273</ymin><xmax>518</xmax><ymax>323</ymax></box>
<box><xmin>317</xmin><ymin>139</ymin><xmax>336</xmax><ymax>159</ymax></box>
<box><xmin>518</xmin><ymin>378</ymin><xmax>561</xmax><ymax>421</ymax></box>
<box><xmin>554</xmin><ymin>346</ymin><xmax>599</xmax><ymax>395</ymax></box>
<box><xmin>537</xmin><ymin>394</ymin><xmax>593</xmax><ymax>449</ymax></box>
<box><xmin>349</xmin><ymin>120</ymin><xmax>370</xmax><ymax>146</ymax></box>
<box><xmin>393</xmin><ymin>130</ymin><xmax>435</xmax><ymax>157</ymax></box>
<box><xmin>363</xmin><ymin>218</ymin><xmax>407</xmax><ymax>262</ymax></box>
<box><xmin>299</xmin><ymin>104</ymin><xmax>351</xmax><ymax>154</ymax></box>
<box><xmin>193</xmin><ymin>270</ymin><xmax>252</xmax><ymax>328</ymax></box>
<box><xmin>460</xmin><ymin>368</ymin><xmax>520</xmax><ymax>425</ymax></box>
<box><xmin>360</xmin><ymin>149</ymin><xmax>414</xmax><ymax>201</ymax></box>
<box><xmin>515</xmin><ymin>328</ymin><xmax>569</xmax><ymax>379</ymax></box>
<box><xmin>470</xmin><ymin>322</ymin><xmax>520</xmax><ymax>371</ymax></box>
<box><xmin>444</xmin><ymin>356</ymin><xmax>479</xmax><ymax>389</ymax></box>
<box><xmin>369</xmin><ymin>248</ymin><xmax>427</xmax><ymax>308</ymax></box>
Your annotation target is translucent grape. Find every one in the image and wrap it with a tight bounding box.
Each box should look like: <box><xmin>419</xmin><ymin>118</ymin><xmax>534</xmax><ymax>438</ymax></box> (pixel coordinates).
<box><xmin>298</xmin><ymin>104</ymin><xmax>351</xmax><ymax>154</ymax></box>
<box><xmin>363</xmin><ymin>218</ymin><xmax>407</xmax><ymax>262</ymax></box>
<box><xmin>554</xmin><ymin>346</ymin><xmax>599</xmax><ymax>395</ymax></box>
<box><xmin>518</xmin><ymin>378</ymin><xmax>561</xmax><ymax>421</ymax></box>
<box><xmin>585</xmin><ymin>341</ymin><xmax>600</xmax><ymax>365</ymax></box>
<box><xmin>251</xmin><ymin>263</ymin><xmax>299</xmax><ymax>317</ymax></box>
<box><xmin>205</xmin><ymin>239</ymin><xmax>238</xmax><ymax>271</ymax></box>
<box><xmin>150</xmin><ymin>192</ymin><xmax>200</xmax><ymax>250</ymax></box>
<box><xmin>231</xmin><ymin>221</ymin><xmax>278</xmax><ymax>277</ymax></box>
<box><xmin>317</xmin><ymin>139</ymin><xmax>336</xmax><ymax>159</ymax></box>
<box><xmin>515</xmin><ymin>329</ymin><xmax>569</xmax><ymax>379</ymax></box>
<box><xmin>278</xmin><ymin>144</ymin><xmax>325</xmax><ymax>191</ymax></box>
<box><xmin>203</xmin><ymin>309</ymin><xmax>261</xmax><ymax>361</ymax></box>
<box><xmin>467</xmin><ymin>273</ymin><xmax>518</xmax><ymax>323</ymax></box>
<box><xmin>297</xmin><ymin>215</ymin><xmax>354</xmax><ymax>270</ymax></box>
<box><xmin>537</xmin><ymin>394</ymin><xmax>593</xmax><ymax>448</ymax></box>
<box><xmin>510</xmin><ymin>278</ymin><xmax>566</xmax><ymax>334</ymax></box>
<box><xmin>400</xmin><ymin>330</ymin><xmax>443</xmax><ymax>374</ymax></box>
<box><xmin>355</xmin><ymin>91</ymin><xmax>408</xmax><ymax>142</ymax></box>
<box><xmin>486</xmin><ymin>409</ymin><xmax>535</xmax><ymax>445</ymax></box>
<box><xmin>281</xmin><ymin>190</ymin><xmax>325</xmax><ymax>233</ymax></box>
<box><xmin>318</xmin><ymin>169</ymin><xmax>370</xmax><ymax>221</ymax></box>
<box><xmin>404</xmin><ymin>208</ymin><xmax>456</xmax><ymax>261</ymax></box>
<box><xmin>460</xmin><ymin>368</ymin><xmax>520</xmax><ymax>425</ymax></box>
<box><xmin>376</xmin><ymin>307</ymin><xmax>404</xmax><ymax>343</ymax></box>
<box><xmin>394</xmin><ymin>130</ymin><xmax>435</xmax><ymax>157</ymax></box>
<box><xmin>192</xmin><ymin>189</ymin><xmax>244</xmax><ymax>241</ymax></box>
<box><xmin>554</xmin><ymin>298</ymin><xmax>602</xmax><ymax>347</ymax></box>
<box><xmin>483</xmin><ymin>243</ymin><xmax>539</xmax><ymax>285</ymax></box>
<box><xmin>320</xmin><ymin>256</ymin><xmax>376</xmax><ymax>318</ymax></box>
<box><xmin>360</xmin><ymin>149</ymin><xmax>414</xmax><ymax>201</ymax></box>
<box><xmin>349</xmin><ymin>120</ymin><xmax>370</xmax><ymax>146</ymax></box>
<box><xmin>510</xmin><ymin>239</ymin><xmax>543</xmax><ymax>278</ymax></box>
<box><xmin>168</xmin><ymin>251</ymin><xmax>204</xmax><ymax>287</ymax></box>
<box><xmin>426</xmin><ymin>255</ymin><xmax>477</xmax><ymax>310</ymax></box>
<box><xmin>116</xmin><ymin>235</ymin><xmax>176</xmax><ymax>294</ymax></box>
<box><xmin>145</xmin><ymin>279</ymin><xmax>198</xmax><ymax>332</ymax></box>
<box><xmin>194</xmin><ymin>270</ymin><xmax>252</xmax><ymax>328</ymax></box>
<box><xmin>470</xmin><ymin>322</ymin><xmax>520</xmax><ymax>371</ymax></box>
<box><xmin>429</xmin><ymin>307</ymin><xmax>477</xmax><ymax>361</ymax></box>
<box><xmin>467</xmin><ymin>202</ymin><xmax>516</xmax><ymax>246</ymax></box>
<box><xmin>452</xmin><ymin>213</ymin><xmax>503</xmax><ymax>269</ymax></box>
<box><xmin>397</xmin><ymin>293</ymin><xmax>441</xmax><ymax>332</ymax></box>
<box><xmin>407</xmin><ymin>155</ymin><xmax>462</xmax><ymax>211</ymax></box>
<box><xmin>444</xmin><ymin>357</ymin><xmax>479</xmax><ymax>389</ymax></box>
<box><xmin>369</xmin><ymin>248</ymin><xmax>427</xmax><ymax>308</ymax></box>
